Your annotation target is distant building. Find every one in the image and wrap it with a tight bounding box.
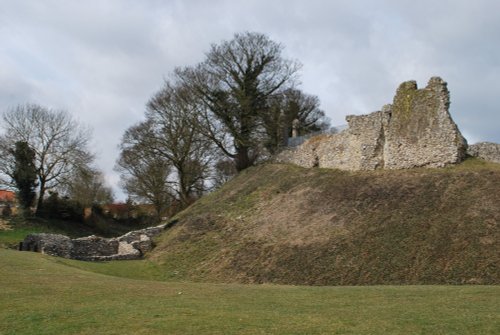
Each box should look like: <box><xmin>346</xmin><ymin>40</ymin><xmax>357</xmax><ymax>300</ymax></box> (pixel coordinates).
<box><xmin>0</xmin><ymin>190</ymin><xmax>16</xmax><ymax>204</ymax></box>
<box><xmin>102</xmin><ymin>203</ymin><xmax>132</xmax><ymax>219</ymax></box>
<box><xmin>0</xmin><ymin>190</ymin><xmax>17</xmax><ymax>215</ymax></box>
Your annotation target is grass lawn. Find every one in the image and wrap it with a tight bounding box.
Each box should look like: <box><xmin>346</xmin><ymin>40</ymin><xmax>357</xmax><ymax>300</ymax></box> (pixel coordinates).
<box><xmin>0</xmin><ymin>218</ymin><xmax>91</xmax><ymax>249</ymax></box>
<box><xmin>1</xmin><ymin>249</ymin><xmax>498</xmax><ymax>335</ymax></box>
<box><xmin>0</xmin><ymin>224</ymin><xmax>50</xmax><ymax>249</ymax></box>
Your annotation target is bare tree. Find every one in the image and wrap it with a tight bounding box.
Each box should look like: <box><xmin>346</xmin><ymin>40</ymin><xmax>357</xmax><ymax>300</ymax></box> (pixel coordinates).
<box><xmin>0</xmin><ymin>104</ymin><xmax>93</xmax><ymax>214</ymax></box>
<box><xmin>116</xmin><ymin>121</ymin><xmax>173</xmax><ymax>220</ymax></box>
<box><xmin>64</xmin><ymin>166</ymin><xmax>114</xmax><ymax>207</ymax></box>
<box><xmin>146</xmin><ymin>80</ymin><xmax>214</xmax><ymax>206</ymax></box>
<box><xmin>262</xmin><ymin>88</ymin><xmax>330</xmax><ymax>154</ymax></box>
<box><xmin>177</xmin><ymin>32</ymin><xmax>301</xmax><ymax>171</ymax></box>
<box><xmin>212</xmin><ymin>158</ymin><xmax>237</xmax><ymax>189</ymax></box>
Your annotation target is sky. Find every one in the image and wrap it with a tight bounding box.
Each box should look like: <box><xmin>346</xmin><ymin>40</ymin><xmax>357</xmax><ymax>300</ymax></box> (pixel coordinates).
<box><xmin>1</xmin><ymin>0</ymin><xmax>499</xmax><ymax>200</ymax></box>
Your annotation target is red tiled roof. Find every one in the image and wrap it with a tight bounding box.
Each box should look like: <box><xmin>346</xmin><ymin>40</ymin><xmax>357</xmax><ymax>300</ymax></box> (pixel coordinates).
<box><xmin>0</xmin><ymin>190</ymin><xmax>16</xmax><ymax>202</ymax></box>
<box><xmin>103</xmin><ymin>203</ymin><xmax>130</xmax><ymax>213</ymax></box>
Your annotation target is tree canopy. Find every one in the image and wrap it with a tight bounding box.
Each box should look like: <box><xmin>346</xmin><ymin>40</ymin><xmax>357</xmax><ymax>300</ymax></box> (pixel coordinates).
<box><xmin>177</xmin><ymin>32</ymin><xmax>302</xmax><ymax>171</ymax></box>
<box><xmin>116</xmin><ymin>32</ymin><xmax>329</xmax><ymax>214</ymax></box>
<box><xmin>117</xmin><ymin>80</ymin><xmax>214</xmax><ymax>218</ymax></box>
<box><xmin>0</xmin><ymin>104</ymin><xmax>94</xmax><ymax>214</ymax></box>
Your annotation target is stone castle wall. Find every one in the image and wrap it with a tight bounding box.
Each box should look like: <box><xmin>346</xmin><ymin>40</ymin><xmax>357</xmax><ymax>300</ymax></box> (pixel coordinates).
<box><xmin>277</xmin><ymin>77</ymin><xmax>469</xmax><ymax>170</ymax></box>
<box><xmin>19</xmin><ymin>223</ymin><xmax>171</xmax><ymax>261</ymax></box>
<box><xmin>384</xmin><ymin>77</ymin><xmax>467</xmax><ymax>169</ymax></box>
<box><xmin>467</xmin><ymin>142</ymin><xmax>500</xmax><ymax>163</ymax></box>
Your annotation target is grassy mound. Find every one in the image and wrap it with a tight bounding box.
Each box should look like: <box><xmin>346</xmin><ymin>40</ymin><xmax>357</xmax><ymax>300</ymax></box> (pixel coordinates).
<box><xmin>149</xmin><ymin>159</ymin><xmax>500</xmax><ymax>285</ymax></box>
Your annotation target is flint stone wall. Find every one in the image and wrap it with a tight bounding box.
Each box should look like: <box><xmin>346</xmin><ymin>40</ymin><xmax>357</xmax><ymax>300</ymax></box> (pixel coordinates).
<box><xmin>19</xmin><ymin>224</ymin><xmax>168</xmax><ymax>261</ymax></box>
<box><xmin>384</xmin><ymin>77</ymin><xmax>467</xmax><ymax>168</ymax></box>
<box><xmin>20</xmin><ymin>233</ymin><xmax>73</xmax><ymax>258</ymax></box>
<box><xmin>467</xmin><ymin>142</ymin><xmax>500</xmax><ymax>163</ymax></box>
<box><xmin>277</xmin><ymin>77</ymin><xmax>468</xmax><ymax>170</ymax></box>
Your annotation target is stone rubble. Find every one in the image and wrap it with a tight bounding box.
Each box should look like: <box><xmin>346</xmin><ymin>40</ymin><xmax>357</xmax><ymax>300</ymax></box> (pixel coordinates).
<box><xmin>19</xmin><ymin>224</ymin><xmax>168</xmax><ymax>261</ymax></box>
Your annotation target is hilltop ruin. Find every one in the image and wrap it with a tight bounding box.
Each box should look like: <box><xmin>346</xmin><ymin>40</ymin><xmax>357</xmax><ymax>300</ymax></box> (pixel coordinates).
<box><xmin>17</xmin><ymin>76</ymin><xmax>500</xmax><ymax>263</ymax></box>
<box><xmin>277</xmin><ymin>77</ymin><xmax>470</xmax><ymax>170</ymax></box>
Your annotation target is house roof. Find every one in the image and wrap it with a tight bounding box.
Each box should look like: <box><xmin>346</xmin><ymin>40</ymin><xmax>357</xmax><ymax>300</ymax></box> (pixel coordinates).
<box><xmin>0</xmin><ymin>190</ymin><xmax>16</xmax><ymax>203</ymax></box>
<box><xmin>103</xmin><ymin>203</ymin><xmax>130</xmax><ymax>213</ymax></box>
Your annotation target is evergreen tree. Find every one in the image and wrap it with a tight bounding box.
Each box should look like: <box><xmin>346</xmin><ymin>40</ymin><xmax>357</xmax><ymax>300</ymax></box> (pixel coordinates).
<box><xmin>11</xmin><ymin>141</ymin><xmax>38</xmax><ymax>212</ymax></box>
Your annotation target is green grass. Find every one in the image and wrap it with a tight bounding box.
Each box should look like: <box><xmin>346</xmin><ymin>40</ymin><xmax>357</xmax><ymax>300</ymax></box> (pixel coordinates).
<box><xmin>0</xmin><ymin>217</ymin><xmax>92</xmax><ymax>249</ymax></box>
<box><xmin>54</xmin><ymin>256</ymin><xmax>169</xmax><ymax>281</ymax></box>
<box><xmin>0</xmin><ymin>226</ymin><xmax>43</xmax><ymax>249</ymax></box>
<box><xmin>0</xmin><ymin>249</ymin><xmax>499</xmax><ymax>335</ymax></box>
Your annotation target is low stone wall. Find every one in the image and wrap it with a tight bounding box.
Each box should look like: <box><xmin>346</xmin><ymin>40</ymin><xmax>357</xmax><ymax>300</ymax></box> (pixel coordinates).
<box><xmin>277</xmin><ymin>77</ymin><xmax>469</xmax><ymax>170</ymax></box>
<box><xmin>467</xmin><ymin>142</ymin><xmax>500</xmax><ymax>163</ymax></box>
<box><xmin>19</xmin><ymin>223</ymin><xmax>172</xmax><ymax>261</ymax></box>
<box><xmin>20</xmin><ymin>233</ymin><xmax>73</xmax><ymax>258</ymax></box>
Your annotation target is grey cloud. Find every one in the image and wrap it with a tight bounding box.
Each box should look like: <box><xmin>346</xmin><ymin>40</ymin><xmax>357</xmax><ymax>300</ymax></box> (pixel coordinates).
<box><xmin>1</xmin><ymin>0</ymin><xmax>499</xmax><ymax>200</ymax></box>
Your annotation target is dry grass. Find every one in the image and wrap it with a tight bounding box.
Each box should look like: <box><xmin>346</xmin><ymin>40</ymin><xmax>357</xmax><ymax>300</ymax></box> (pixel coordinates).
<box><xmin>0</xmin><ymin>219</ymin><xmax>12</xmax><ymax>231</ymax></box>
<box><xmin>149</xmin><ymin>159</ymin><xmax>500</xmax><ymax>285</ymax></box>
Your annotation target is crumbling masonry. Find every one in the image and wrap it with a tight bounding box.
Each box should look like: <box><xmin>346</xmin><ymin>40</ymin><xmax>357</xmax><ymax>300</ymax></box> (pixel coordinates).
<box><xmin>277</xmin><ymin>77</ymin><xmax>471</xmax><ymax>170</ymax></box>
<box><xmin>19</xmin><ymin>223</ymin><xmax>169</xmax><ymax>261</ymax></box>
<box><xmin>18</xmin><ymin>77</ymin><xmax>500</xmax><ymax>261</ymax></box>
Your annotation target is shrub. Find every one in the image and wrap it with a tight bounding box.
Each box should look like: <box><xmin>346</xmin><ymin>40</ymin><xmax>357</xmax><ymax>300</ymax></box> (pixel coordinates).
<box><xmin>2</xmin><ymin>204</ymin><xmax>12</xmax><ymax>217</ymax></box>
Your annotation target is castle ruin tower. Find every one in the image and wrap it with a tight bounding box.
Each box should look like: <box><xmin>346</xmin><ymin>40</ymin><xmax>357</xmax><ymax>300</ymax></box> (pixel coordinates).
<box><xmin>292</xmin><ymin>119</ymin><xmax>300</xmax><ymax>138</ymax></box>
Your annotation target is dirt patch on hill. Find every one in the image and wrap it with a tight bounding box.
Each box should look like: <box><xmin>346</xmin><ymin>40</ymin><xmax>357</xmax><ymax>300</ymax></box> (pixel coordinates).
<box><xmin>150</xmin><ymin>160</ymin><xmax>500</xmax><ymax>285</ymax></box>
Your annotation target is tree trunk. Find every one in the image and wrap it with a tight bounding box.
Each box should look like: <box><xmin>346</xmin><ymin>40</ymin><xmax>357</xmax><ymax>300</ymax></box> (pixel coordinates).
<box><xmin>235</xmin><ymin>146</ymin><xmax>252</xmax><ymax>172</ymax></box>
<box><xmin>177</xmin><ymin>168</ymin><xmax>191</xmax><ymax>209</ymax></box>
<box><xmin>153</xmin><ymin>204</ymin><xmax>162</xmax><ymax>223</ymax></box>
<box><xmin>35</xmin><ymin>180</ymin><xmax>46</xmax><ymax>217</ymax></box>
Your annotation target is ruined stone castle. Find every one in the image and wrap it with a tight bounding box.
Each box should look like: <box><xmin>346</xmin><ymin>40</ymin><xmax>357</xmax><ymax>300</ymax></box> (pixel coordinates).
<box><xmin>18</xmin><ymin>77</ymin><xmax>500</xmax><ymax>262</ymax></box>
<box><xmin>277</xmin><ymin>77</ymin><xmax>499</xmax><ymax>170</ymax></box>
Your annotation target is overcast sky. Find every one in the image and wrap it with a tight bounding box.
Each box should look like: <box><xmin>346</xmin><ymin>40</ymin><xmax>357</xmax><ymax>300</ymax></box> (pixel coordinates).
<box><xmin>1</xmin><ymin>0</ymin><xmax>499</xmax><ymax>200</ymax></box>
